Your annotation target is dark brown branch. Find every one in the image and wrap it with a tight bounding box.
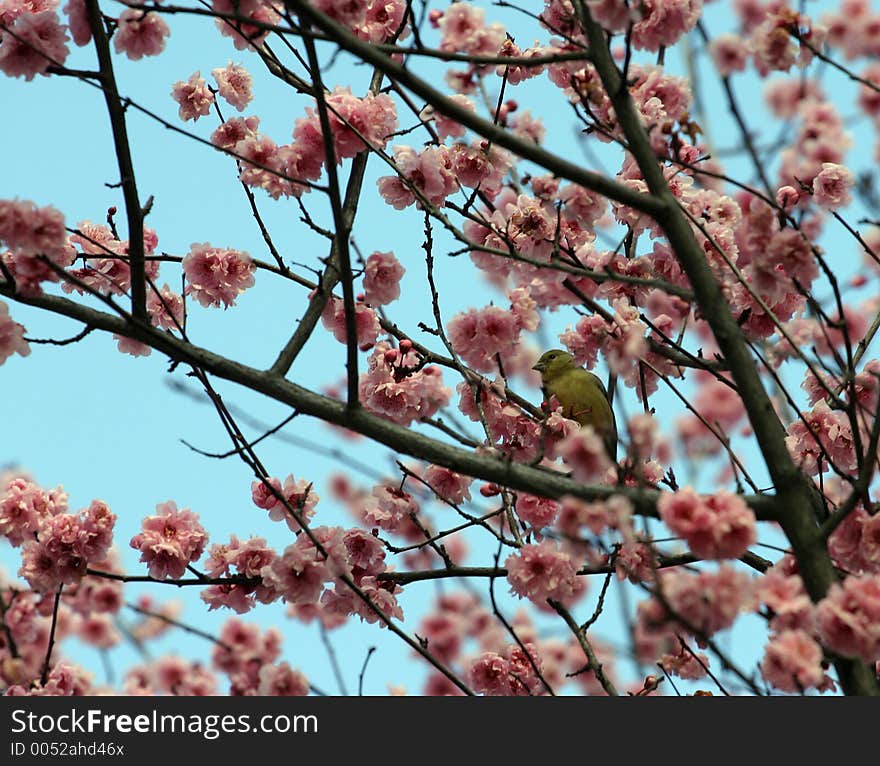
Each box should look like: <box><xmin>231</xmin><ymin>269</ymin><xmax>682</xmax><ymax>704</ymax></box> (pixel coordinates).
<box><xmin>84</xmin><ymin>0</ymin><xmax>147</xmax><ymax>320</ymax></box>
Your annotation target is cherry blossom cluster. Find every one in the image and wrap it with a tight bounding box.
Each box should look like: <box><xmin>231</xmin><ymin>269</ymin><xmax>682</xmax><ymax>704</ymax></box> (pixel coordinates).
<box><xmin>0</xmin><ymin>0</ymin><xmax>174</xmax><ymax>81</ymax></box>
<box><xmin>658</xmin><ymin>487</ymin><xmax>757</xmax><ymax>560</ymax></box>
<box><xmin>16</xmin><ymin>500</ymin><xmax>114</xmax><ymax>593</ymax></box>
<box><xmin>0</xmin><ymin>299</ymin><xmax>29</xmax><ymax>365</ymax></box>
<box><xmin>411</xmin><ymin>589</ymin><xmax>627</xmax><ymax>695</ymax></box>
<box><xmin>0</xmin><ymin>198</ymin><xmax>74</xmax><ymax>296</ymax></box>
<box><xmin>63</xmin><ymin>219</ymin><xmax>160</xmax><ymax>296</ymax></box>
<box><xmin>505</xmin><ymin>540</ymin><xmax>584</xmax><ymax>607</ymax></box>
<box><xmin>203</xmin><ymin>82</ymin><xmax>398</xmax><ymax>200</ymax></box>
<box><xmin>182</xmin><ymin>242</ymin><xmax>255</xmax><ymax>309</ymax></box>
<box><xmin>447</xmin><ymin>287</ymin><xmax>538</xmax><ymax>373</ymax></box>
<box><xmin>358</xmin><ymin>340</ymin><xmax>451</xmax><ymax>426</ymax></box>
<box><xmin>129</xmin><ymin>501</ymin><xmax>209</xmax><ymax>581</ymax></box>
<box><xmin>251</xmin><ymin>474</ymin><xmax>320</xmax><ymax>532</ymax></box>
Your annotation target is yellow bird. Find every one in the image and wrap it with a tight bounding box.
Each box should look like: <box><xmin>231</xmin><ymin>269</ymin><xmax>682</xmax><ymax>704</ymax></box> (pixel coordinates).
<box><xmin>532</xmin><ymin>349</ymin><xmax>618</xmax><ymax>459</ymax></box>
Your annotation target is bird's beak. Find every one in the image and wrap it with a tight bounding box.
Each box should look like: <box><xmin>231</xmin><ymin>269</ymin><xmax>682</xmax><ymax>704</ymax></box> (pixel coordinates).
<box><xmin>532</xmin><ymin>362</ymin><xmax>545</xmax><ymax>372</ymax></box>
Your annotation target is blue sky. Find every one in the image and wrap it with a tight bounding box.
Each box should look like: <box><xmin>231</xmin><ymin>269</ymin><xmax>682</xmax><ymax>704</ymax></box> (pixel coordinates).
<box><xmin>1</xmin><ymin>0</ymin><xmax>874</xmax><ymax>695</ymax></box>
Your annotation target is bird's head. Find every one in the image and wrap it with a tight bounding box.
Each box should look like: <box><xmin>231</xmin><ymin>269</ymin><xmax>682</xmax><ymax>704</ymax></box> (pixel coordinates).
<box><xmin>532</xmin><ymin>349</ymin><xmax>577</xmax><ymax>381</ymax></box>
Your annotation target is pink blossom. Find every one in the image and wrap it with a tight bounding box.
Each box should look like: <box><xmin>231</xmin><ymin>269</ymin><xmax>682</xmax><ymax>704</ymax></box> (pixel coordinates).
<box><xmin>626</xmin><ymin>412</ymin><xmax>664</xmax><ymax>462</ymax></box>
<box><xmin>359</xmin><ymin>341</ymin><xmax>451</xmax><ymax>426</ymax></box>
<box><xmin>555</xmin><ymin>429</ymin><xmax>615</xmax><ymax>482</ymax></box>
<box><xmin>343</xmin><ymin>527</ymin><xmax>386</xmax><ymax>576</ymax></box>
<box><xmin>757</xmin><ymin>559</ymin><xmax>814</xmax><ymax>632</ymax></box>
<box><xmin>423</xmin><ymin>465</ymin><xmax>472</xmax><ymax>505</ymax></box>
<box><xmin>323</xmin><ymin>87</ymin><xmax>398</xmax><ymax>159</ymax></box>
<box><xmin>114</xmin><ymin>334</ymin><xmax>151</xmax><ymax>357</ymax></box>
<box><xmin>508</xmin><ymin>287</ymin><xmax>539</xmax><ymax>332</ymax></box>
<box><xmin>417</xmin><ymin>613</ymin><xmax>462</xmax><ymax>664</ymax></box>
<box><xmin>631</xmin><ymin>0</ymin><xmax>703</xmax><ymax>52</ymax></box>
<box><xmin>78</xmin><ymin>614</ymin><xmax>121</xmax><ymax>649</ymax></box>
<box><xmin>764</xmin><ymin>78</ymin><xmax>824</xmax><ymax>119</ymax></box>
<box><xmin>151</xmin><ymin>657</ymin><xmax>216</xmax><ymax>695</ymax></box>
<box><xmin>9</xmin><ymin>661</ymin><xmax>92</xmax><ymax>697</ymax></box>
<box><xmin>263</xmin><ymin>527</ymin><xmax>349</xmax><ymax>604</ymax></box>
<box><xmin>211</xmin><ymin>0</ymin><xmax>279</xmax><ymax>49</ymax></box>
<box><xmin>257</xmin><ymin>662</ymin><xmax>309</xmax><ymax>695</ymax></box>
<box><xmin>0</xmin><ymin>199</ymin><xmax>69</xmax><ymax>262</ymax></box>
<box><xmin>505</xmin><ymin>540</ymin><xmax>581</xmax><ymax>606</ymax></box>
<box><xmin>830</xmin><ymin>503</ymin><xmax>880</xmax><ymax>575</ymax></box>
<box><xmin>62</xmin><ymin>0</ymin><xmax>89</xmax><ymax>46</ymax></box>
<box><xmin>816</xmin><ymin>574</ymin><xmax>880</xmax><ymax>662</ymax></box>
<box><xmin>264</xmin><ymin>474</ymin><xmax>319</xmax><ymax>532</ymax></box>
<box><xmin>0</xmin><ymin>301</ymin><xmax>30</xmax><ymax>366</ymax></box>
<box><xmin>79</xmin><ymin>499</ymin><xmax>115</xmax><ymax>560</ymax></box>
<box><xmin>858</xmin><ymin>63</ymin><xmax>880</xmax><ymax>118</ymax></box>
<box><xmin>61</xmin><ymin>225</ymin><xmax>160</xmax><ymax>297</ymax></box>
<box><xmin>348</xmin><ymin>0</ymin><xmax>408</xmax><ymax>42</ymax></box>
<box><xmin>558</xmin><ymin>495</ymin><xmax>632</xmax><ymax>539</ymax></box>
<box><xmin>467</xmin><ymin>652</ymin><xmax>513</xmax><ymax>695</ymax></box>
<box><xmin>251</xmin><ymin>476</ymin><xmax>282</xmax><ymax>510</ymax></box>
<box><xmin>616</xmin><ymin>541</ymin><xmax>657</xmax><ymax>584</ymax></box>
<box><xmin>812</xmin><ymin>162</ymin><xmax>854</xmax><ymax>209</ymax></box>
<box><xmin>438</xmin><ymin>2</ymin><xmax>505</xmax><ymax>56</ymax></box>
<box><xmin>171</xmin><ymin>71</ymin><xmax>215</xmax><ymax>122</ymax></box>
<box><xmin>320</xmin><ymin>295</ymin><xmax>380</xmax><ymax>350</ymax></box>
<box><xmin>467</xmin><ymin>643</ymin><xmax>545</xmax><ymax>696</ymax></box>
<box><xmin>211</xmin><ymin>619</ymin><xmax>281</xmax><ymax>679</ymax></box>
<box><xmin>129</xmin><ymin>500</ymin><xmax>208</xmax><ymax>580</ymax></box>
<box><xmin>509</xmin><ymin>108</ymin><xmax>546</xmax><ymax>144</ymax></box>
<box><xmin>124</xmin><ymin>596</ymin><xmax>181</xmax><ymax>643</ymax></box>
<box><xmin>321</xmin><ymin>574</ymin><xmax>404</xmax><ymax>625</ymax></box>
<box><xmin>113</xmin><ymin>9</ymin><xmax>169</xmax><ymax>60</ymax></box>
<box><xmin>560</xmin><ymin>314</ymin><xmax>608</xmax><ymax>370</ymax></box>
<box><xmin>710</xmin><ymin>33</ymin><xmax>749</xmax><ymax>75</ymax></box>
<box><xmin>201</xmin><ymin>535</ymin><xmax>277</xmax><ymax>613</ymax></box>
<box><xmin>448</xmin><ymin>140</ymin><xmax>511</xmax><ymax>195</ymax></box>
<box><xmin>504</xmin><ymin>642</ymin><xmax>545</xmax><ymax>695</ymax></box>
<box><xmin>776</xmin><ymin>185</ymin><xmax>800</xmax><ymax>210</ymax></box>
<box><xmin>68</xmin><ymin>570</ymin><xmax>124</xmax><ymax>616</ymax></box>
<box><xmin>362</xmin><ymin>484</ymin><xmax>418</xmax><ymax>533</ymax></box>
<box><xmin>312</xmin><ymin>0</ymin><xmax>368</xmax><ymax>28</ymax></box>
<box><xmin>354</xmin><ymin>575</ymin><xmax>405</xmax><ymax>624</ymax></box>
<box><xmin>448</xmin><ymin>304</ymin><xmax>522</xmax><ymax>372</ymax></box>
<box><xmin>0</xmin><ymin>10</ymin><xmax>69</xmax><ymax>80</ymax></box>
<box><xmin>604</xmin><ymin>298</ymin><xmax>648</xmax><ymax>381</ymax></box>
<box><xmin>515</xmin><ymin>493</ymin><xmax>559</xmax><ymax>529</ymax></box>
<box><xmin>19</xmin><ymin>502</ymin><xmax>115</xmax><ymax>592</ymax></box>
<box><xmin>377</xmin><ymin>145</ymin><xmax>458</xmax><ymax>209</ymax></box>
<box><xmin>147</xmin><ymin>283</ymin><xmax>184</xmax><ymax>331</ymax></box>
<box><xmin>658</xmin><ymin>488</ymin><xmax>757</xmax><ymax>560</ymax></box>
<box><xmin>659</xmin><ymin>646</ymin><xmax>709</xmax><ymax>680</ymax></box>
<box><xmin>656</xmin><ymin>566</ymin><xmax>756</xmax><ymax>637</ymax></box>
<box><xmin>182</xmin><ymin>242</ymin><xmax>255</xmax><ymax>308</ymax></box>
<box><xmin>210</xmin><ymin>115</ymin><xmax>260</xmax><ymax>150</ymax></box>
<box><xmin>287</xmin><ymin>600</ymin><xmax>348</xmax><ymax>630</ymax></box>
<box><xmin>750</xmin><ymin>14</ymin><xmax>798</xmax><ymax>75</ymax></box>
<box><xmin>760</xmin><ymin>630</ymin><xmax>830</xmax><ymax>693</ymax></box>
<box><xmin>362</xmin><ymin>250</ymin><xmax>405</xmax><ymax>306</ymax></box>
<box><xmin>262</xmin><ymin>542</ymin><xmax>331</xmax><ymax>606</ymax></box>
<box><xmin>785</xmin><ymin>400</ymin><xmax>857</xmax><ymax>476</ymax></box>
<box><xmin>421</xmin><ymin>94</ymin><xmax>474</xmax><ymax>140</ymax></box>
<box><xmin>235</xmin><ymin>134</ymin><xmax>287</xmax><ymax>197</ymax></box>
<box><xmin>212</xmin><ymin>62</ymin><xmax>253</xmax><ymax>111</ymax></box>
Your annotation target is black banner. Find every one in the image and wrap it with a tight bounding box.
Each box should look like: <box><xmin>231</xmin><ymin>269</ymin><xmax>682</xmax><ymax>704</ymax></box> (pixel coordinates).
<box><xmin>0</xmin><ymin>696</ymin><xmax>862</xmax><ymax>762</ymax></box>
